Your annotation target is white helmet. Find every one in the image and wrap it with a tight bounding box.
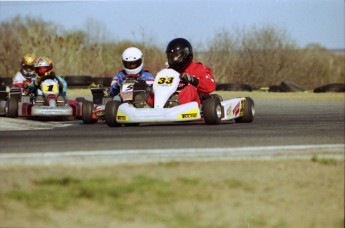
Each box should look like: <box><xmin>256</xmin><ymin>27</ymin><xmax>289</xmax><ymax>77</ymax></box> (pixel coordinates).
<box><xmin>122</xmin><ymin>47</ymin><xmax>144</xmax><ymax>75</ymax></box>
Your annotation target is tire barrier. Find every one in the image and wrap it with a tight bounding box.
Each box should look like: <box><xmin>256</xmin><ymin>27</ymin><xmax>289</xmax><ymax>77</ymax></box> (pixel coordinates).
<box><xmin>267</xmin><ymin>85</ymin><xmax>282</xmax><ymax>92</ymax></box>
<box><xmin>0</xmin><ymin>85</ymin><xmax>8</xmax><ymax>100</ymax></box>
<box><xmin>92</xmin><ymin>77</ymin><xmax>113</xmax><ymax>87</ymax></box>
<box><xmin>0</xmin><ymin>77</ymin><xmax>13</xmax><ymax>86</ymax></box>
<box><xmin>216</xmin><ymin>83</ymin><xmax>252</xmax><ymax>91</ymax></box>
<box><xmin>280</xmin><ymin>81</ymin><xmax>305</xmax><ymax>92</ymax></box>
<box><xmin>64</xmin><ymin>76</ymin><xmax>114</xmax><ymax>88</ymax></box>
<box><xmin>313</xmin><ymin>83</ymin><xmax>345</xmax><ymax>93</ymax></box>
<box><xmin>63</xmin><ymin>75</ymin><xmax>93</xmax><ymax>87</ymax></box>
<box><xmin>268</xmin><ymin>81</ymin><xmax>305</xmax><ymax>92</ymax></box>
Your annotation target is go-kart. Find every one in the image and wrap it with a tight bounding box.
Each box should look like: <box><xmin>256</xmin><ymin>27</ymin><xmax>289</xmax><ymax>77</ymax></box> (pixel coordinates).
<box><xmin>104</xmin><ymin>68</ymin><xmax>255</xmax><ymax>127</ymax></box>
<box><xmin>0</xmin><ymin>78</ymin><xmax>32</xmax><ymax>116</ymax></box>
<box><xmin>82</xmin><ymin>74</ymin><xmax>151</xmax><ymax>124</ymax></box>
<box><xmin>0</xmin><ymin>84</ymin><xmax>9</xmax><ymax>116</ymax></box>
<box><xmin>5</xmin><ymin>78</ymin><xmax>83</xmax><ymax>118</ymax></box>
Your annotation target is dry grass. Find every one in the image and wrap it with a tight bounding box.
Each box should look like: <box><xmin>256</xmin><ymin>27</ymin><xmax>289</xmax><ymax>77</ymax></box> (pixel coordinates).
<box><xmin>0</xmin><ymin>159</ymin><xmax>343</xmax><ymax>228</ymax></box>
<box><xmin>0</xmin><ymin>17</ymin><xmax>344</xmax><ymax>90</ymax></box>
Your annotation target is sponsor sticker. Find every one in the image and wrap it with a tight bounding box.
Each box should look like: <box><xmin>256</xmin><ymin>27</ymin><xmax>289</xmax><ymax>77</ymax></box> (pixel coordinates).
<box><xmin>227</xmin><ymin>104</ymin><xmax>232</xmax><ymax>117</ymax></box>
<box><xmin>240</xmin><ymin>99</ymin><xmax>245</xmax><ymax>116</ymax></box>
<box><xmin>117</xmin><ymin>115</ymin><xmax>126</xmax><ymax>121</ymax></box>
<box><xmin>116</xmin><ymin>111</ymin><xmax>128</xmax><ymax>121</ymax></box>
<box><xmin>181</xmin><ymin>113</ymin><xmax>197</xmax><ymax>118</ymax></box>
<box><xmin>156</xmin><ymin>76</ymin><xmax>174</xmax><ymax>86</ymax></box>
<box><xmin>233</xmin><ymin>102</ymin><xmax>240</xmax><ymax>116</ymax></box>
<box><xmin>178</xmin><ymin>109</ymin><xmax>199</xmax><ymax>119</ymax></box>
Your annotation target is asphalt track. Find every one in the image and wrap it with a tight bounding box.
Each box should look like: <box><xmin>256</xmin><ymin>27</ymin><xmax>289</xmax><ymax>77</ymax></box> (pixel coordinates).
<box><xmin>0</xmin><ymin>97</ymin><xmax>344</xmax><ymax>165</ymax></box>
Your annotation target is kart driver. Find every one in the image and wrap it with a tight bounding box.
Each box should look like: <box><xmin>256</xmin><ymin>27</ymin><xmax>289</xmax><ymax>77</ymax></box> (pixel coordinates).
<box><xmin>29</xmin><ymin>56</ymin><xmax>67</xmax><ymax>96</ymax></box>
<box><xmin>12</xmin><ymin>53</ymin><xmax>37</xmax><ymax>90</ymax></box>
<box><xmin>109</xmin><ymin>47</ymin><xmax>154</xmax><ymax>100</ymax></box>
<box><xmin>147</xmin><ymin>37</ymin><xmax>216</xmax><ymax>106</ymax></box>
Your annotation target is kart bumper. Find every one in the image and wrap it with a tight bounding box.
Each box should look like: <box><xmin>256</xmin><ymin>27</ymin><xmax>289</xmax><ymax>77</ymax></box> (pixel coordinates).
<box><xmin>220</xmin><ymin>97</ymin><xmax>245</xmax><ymax>120</ymax></box>
<box><xmin>30</xmin><ymin>105</ymin><xmax>73</xmax><ymax>116</ymax></box>
<box><xmin>17</xmin><ymin>100</ymin><xmax>82</xmax><ymax>117</ymax></box>
<box><xmin>116</xmin><ymin>102</ymin><xmax>201</xmax><ymax>123</ymax></box>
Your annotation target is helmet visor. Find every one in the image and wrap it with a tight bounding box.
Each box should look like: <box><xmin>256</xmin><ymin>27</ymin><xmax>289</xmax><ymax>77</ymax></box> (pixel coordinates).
<box><xmin>35</xmin><ymin>66</ymin><xmax>50</xmax><ymax>76</ymax></box>
<box><xmin>123</xmin><ymin>59</ymin><xmax>142</xmax><ymax>70</ymax></box>
<box><xmin>23</xmin><ymin>65</ymin><xmax>35</xmax><ymax>73</ymax></box>
<box><xmin>167</xmin><ymin>51</ymin><xmax>184</xmax><ymax>65</ymax></box>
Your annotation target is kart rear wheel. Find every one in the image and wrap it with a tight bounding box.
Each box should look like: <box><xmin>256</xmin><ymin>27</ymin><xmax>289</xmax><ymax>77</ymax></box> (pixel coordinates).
<box><xmin>235</xmin><ymin>97</ymin><xmax>255</xmax><ymax>123</ymax></box>
<box><xmin>6</xmin><ymin>97</ymin><xmax>18</xmax><ymax>118</ymax></box>
<box><xmin>203</xmin><ymin>97</ymin><xmax>222</xmax><ymax>125</ymax></box>
<box><xmin>76</xmin><ymin>97</ymin><xmax>86</xmax><ymax>102</ymax></box>
<box><xmin>82</xmin><ymin>100</ymin><xmax>97</xmax><ymax>124</ymax></box>
<box><xmin>105</xmin><ymin>100</ymin><xmax>122</xmax><ymax>127</ymax></box>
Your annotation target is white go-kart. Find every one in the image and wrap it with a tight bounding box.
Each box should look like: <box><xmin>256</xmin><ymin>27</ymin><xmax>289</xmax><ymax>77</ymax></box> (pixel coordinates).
<box><xmin>105</xmin><ymin>68</ymin><xmax>255</xmax><ymax>127</ymax></box>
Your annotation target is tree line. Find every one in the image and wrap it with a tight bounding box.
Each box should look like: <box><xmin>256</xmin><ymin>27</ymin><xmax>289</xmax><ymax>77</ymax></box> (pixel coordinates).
<box><xmin>0</xmin><ymin>16</ymin><xmax>344</xmax><ymax>89</ymax></box>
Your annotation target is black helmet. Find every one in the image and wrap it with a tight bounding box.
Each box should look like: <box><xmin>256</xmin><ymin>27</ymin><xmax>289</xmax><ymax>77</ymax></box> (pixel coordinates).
<box><xmin>165</xmin><ymin>38</ymin><xmax>193</xmax><ymax>71</ymax></box>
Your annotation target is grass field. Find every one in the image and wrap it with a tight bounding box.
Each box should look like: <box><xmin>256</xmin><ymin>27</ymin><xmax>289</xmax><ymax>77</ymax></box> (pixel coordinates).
<box><xmin>1</xmin><ymin>91</ymin><xmax>344</xmax><ymax>227</ymax></box>
<box><xmin>0</xmin><ymin>158</ymin><xmax>344</xmax><ymax>228</ymax></box>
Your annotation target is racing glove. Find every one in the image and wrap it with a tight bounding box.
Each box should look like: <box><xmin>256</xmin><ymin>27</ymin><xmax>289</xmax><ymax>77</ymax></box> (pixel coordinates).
<box><xmin>34</xmin><ymin>78</ymin><xmax>41</xmax><ymax>87</ymax></box>
<box><xmin>180</xmin><ymin>73</ymin><xmax>199</xmax><ymax>87</ymax></box>
<box><xmin>23</xmin><ymin>82</ymin><xmax>28</xmax><ymax>89</ymax></box>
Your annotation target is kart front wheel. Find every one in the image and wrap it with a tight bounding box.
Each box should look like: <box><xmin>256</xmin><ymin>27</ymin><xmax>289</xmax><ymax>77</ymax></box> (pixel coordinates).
<box><xmin>105</xmin><ymin>100</ymin><xmax>122</xmax><ymax>127</ymax></box>
<box><xmin>6</xmin><ymin>97</ymin><xmax>18</xmax><ymax>118</ymax></box>
<box><xmin>82</xmin><ymin>100</ymin><xmax>97</xmax><ymax>124</ymax></box>
<box><xmin>235</xmin><ymin>97</ymin><xmax>255</xmax><ymax>123</ymax></box>
<box><xmin>203</xmin><ymin>97</ymin><xmax>222</xmax><ymax>125</ymax></box>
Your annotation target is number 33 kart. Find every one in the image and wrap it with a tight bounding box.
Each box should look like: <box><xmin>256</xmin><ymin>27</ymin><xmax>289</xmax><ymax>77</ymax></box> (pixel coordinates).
<box><xmin>105</xmin><ymin>68</ymin><xmax>255</xmax><ymax>127</ymax></box>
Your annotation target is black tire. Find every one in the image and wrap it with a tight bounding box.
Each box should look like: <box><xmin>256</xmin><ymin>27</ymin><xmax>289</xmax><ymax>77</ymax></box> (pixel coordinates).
<box><xmin>235</xmin><ymin>97</ymin><xmax>255</xmax><ymax>123</ymax></box>
<box><xmin>280</xmin><ymin>81</ymin><xmax>305</xmax><ymax>92</ymax></box>
<box><xmin>76</xmin><ymin>97</ymin><xmax>86</xmax><ymax>102</ymax></box>
<box><xmin>0</xmin><ymin>85</ymin><xmax>8</xmax><ymax>100</ymax></box>
<box><xmin>102</xmin><ymin>77</ymin><xmax>113</xmax><ymax>87</ymax></box>
<box><xmin>0</xmin><ymin>77</ymin><xmax>13</xmax><ymax>87</ymax></box>
<box><xmin>268</xmin><ymin>85</ymin><xmax>284</xmax><ymax>92</ymax></box>
<box><xmin>91</xmin><ymin>77</ymin><xmax>105</xmax><ymax>85</ymax></box>
<box><xmin>64</xmin><ymin>75</ymin><xmax>92</xmax><ymax>87</ymax></box>
<box><xmin>6</xmin><ymin>97</ymin><xmax>18</xmax><ymax>118</ymax></box>
<box><xmin>203</xmin><ymin>97</ymin><xmax>222</xmax><ymax>125</ymax></box>
<box><xmin>105</xmin><ymin>100</ymin><xmax>122</xmax><ymax>127</ymax></box>
<box><xmin>313</xmin><ymin>83</ymin><xmax>345</xmax><ymax>93</ymax></box>
<box><xmin>82</xmin><ymin>100</ymin><xmax>97</xmax><ymax>124</ymax></box>
<box><xmin>216</xmin><ymin>83</ymin><xmax>252</xmax><ymax>92</ymax></box>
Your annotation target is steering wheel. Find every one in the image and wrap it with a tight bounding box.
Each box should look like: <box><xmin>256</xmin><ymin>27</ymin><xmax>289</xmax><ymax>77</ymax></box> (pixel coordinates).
<box><xmin>122</xmin><ymin>74</ymin><xmax>140</xmax><ymax>80</ymax></box>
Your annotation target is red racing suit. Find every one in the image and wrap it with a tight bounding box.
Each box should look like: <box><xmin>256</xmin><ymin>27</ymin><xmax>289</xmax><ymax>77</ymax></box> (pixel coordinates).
<box><xmin>178</xmin><ymin>61</ymin><xmax>216</xmax><ymax>105</ymax></box>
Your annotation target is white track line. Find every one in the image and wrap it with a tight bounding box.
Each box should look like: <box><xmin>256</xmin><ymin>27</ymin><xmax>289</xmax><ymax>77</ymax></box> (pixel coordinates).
<box><xmin>0</xmin><ymin>144</ymin><xmax>343</xmax><ymax>166</ymax></box>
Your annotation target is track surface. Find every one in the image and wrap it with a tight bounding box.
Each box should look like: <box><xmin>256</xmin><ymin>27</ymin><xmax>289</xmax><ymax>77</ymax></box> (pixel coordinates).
<box><xmin>1</xmin><ymin>98</ymin><xmax>344</xmax><ymax>155</ymax></box>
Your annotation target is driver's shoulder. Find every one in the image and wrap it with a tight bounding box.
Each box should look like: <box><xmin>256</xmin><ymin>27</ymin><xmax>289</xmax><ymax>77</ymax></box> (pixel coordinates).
<box><xmin>141</xmin><ymin>70</ymin><xmax>154</xmax><ymax>78</ymax></box>
<box><xmin>116</xmin><ymin>70</ymin><xmax>126</xmax><ymax>77</ymax></box>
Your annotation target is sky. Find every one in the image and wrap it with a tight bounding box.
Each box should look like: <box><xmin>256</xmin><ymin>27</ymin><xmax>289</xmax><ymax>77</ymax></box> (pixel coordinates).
<box><xmin>0</xmin><ymin>0</ymin><xmax>344</xmax><ymax>50</ymax></box>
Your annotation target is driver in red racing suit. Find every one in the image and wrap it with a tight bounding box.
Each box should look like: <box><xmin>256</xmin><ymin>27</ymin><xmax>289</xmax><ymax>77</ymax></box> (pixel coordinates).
<box><xmin>147</xmin><ymin>38</ymin><xmax>216</xmax><ymax>106</ymax></box>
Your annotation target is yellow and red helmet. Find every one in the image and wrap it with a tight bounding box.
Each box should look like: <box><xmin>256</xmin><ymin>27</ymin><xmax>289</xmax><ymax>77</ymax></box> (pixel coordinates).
<box><xmin>21</xmin><ymin>53</ymin><xmax>37</xmax><ymax>77</ymax></box>
<box><xmin>34</xmin><ymin>56</ymin><xmax>53</xmax><ymax>77</ymax></box>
